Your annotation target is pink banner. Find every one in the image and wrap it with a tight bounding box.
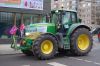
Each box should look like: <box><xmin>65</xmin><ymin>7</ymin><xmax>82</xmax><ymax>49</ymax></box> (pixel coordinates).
<box><xmin>20</xmin><ymin>24</ymin><xmax>25</xmax><ymax>31</ymax></box>
<box><xmin>10</xmin><ymin>25</ymin><xmax>18</xmax><ymax>35</ymax></box>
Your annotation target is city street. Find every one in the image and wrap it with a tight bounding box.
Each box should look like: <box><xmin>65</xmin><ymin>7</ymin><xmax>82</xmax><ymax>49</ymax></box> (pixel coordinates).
<box><xmin>0</xmin><ymin>37</ymin><xmax>100</xmax><ymax>66</ymax></box>
<box><xmin>0</xmin><ymin>0</ymin><xmax>100</xmax><ymax>66</ymax></box>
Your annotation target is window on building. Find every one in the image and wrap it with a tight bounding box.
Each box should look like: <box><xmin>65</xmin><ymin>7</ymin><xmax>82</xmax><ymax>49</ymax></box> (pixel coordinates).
<box><xmin>0</xmin><ymin>12</ymin><xmax>21</xmax><ymax>39</ymax></box>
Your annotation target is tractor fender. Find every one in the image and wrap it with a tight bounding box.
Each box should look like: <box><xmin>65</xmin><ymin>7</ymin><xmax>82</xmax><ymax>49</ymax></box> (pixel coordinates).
<box><xmin>67</xmin><ymin>24</ymin><xmax>91</xmax><ymax>36</ymax></box>
<box><xmin>42</xmin><ymin>33</ymin><xmax>58</xmax><ymax>41</ymax></box>
<box><xmin>41</xmin><ymin>33</ymin><xmax>60</xmax><ymax>47</ymax></box>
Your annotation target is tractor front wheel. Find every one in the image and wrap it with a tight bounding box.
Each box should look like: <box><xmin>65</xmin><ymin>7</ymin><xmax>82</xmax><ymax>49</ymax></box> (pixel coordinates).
<box><xmin>70</xmin><ymin>28</ymin><xmax>93</xmax><ymax>56</ymax></box>
<box><xmin>32</xmin><ymin>34</ymin><xmax>58</xmax><ymax>60</ymax></box>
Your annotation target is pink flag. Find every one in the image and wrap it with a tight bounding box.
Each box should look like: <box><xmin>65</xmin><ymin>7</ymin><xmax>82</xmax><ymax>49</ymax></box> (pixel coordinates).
<box><xmin>10</xmin><ymin>25</ymin><xmax>18</xmax><ymax>35</ymax></box>
<box><xmin>20</xmin><ymin>24</ymin><xmax>25</xmax><ymax>31</ymax></box>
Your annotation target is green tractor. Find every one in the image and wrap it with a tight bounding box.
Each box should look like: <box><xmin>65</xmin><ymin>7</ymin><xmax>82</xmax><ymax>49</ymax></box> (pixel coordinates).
<box><xmin>15</xmin><ymin>10</ymin><xmax>93</xmax><ymax>60</ymax></box>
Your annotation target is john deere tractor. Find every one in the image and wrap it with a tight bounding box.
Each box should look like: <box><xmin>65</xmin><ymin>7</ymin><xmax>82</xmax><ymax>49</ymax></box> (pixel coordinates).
<box><xmin>15</xmin><ymin>10</ymin><xmax>93</xmax><ymax>60</ymax></box>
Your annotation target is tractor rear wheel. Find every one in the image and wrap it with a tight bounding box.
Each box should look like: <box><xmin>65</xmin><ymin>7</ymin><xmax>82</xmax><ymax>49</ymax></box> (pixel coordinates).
<box><xmin>32</xmin><ymin>34</ymin><xmax>58</xmax><ymax>60</ymax></box>
<box><xmin>70</xmin><ymin>28</ymin><xmax>93</xmax><ymax>56</ymax></box>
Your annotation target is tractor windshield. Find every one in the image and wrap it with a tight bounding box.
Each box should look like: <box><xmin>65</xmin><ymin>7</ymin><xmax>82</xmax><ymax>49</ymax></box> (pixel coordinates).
<box><xmin>51</xmin><ymin>10</ymin><xmax>71</xmax><ymax>24</ymax></box>
<box><xmin>62</xmin><ymin>12</ymin><xmax>71</xmax><ymax>24</ymax></box>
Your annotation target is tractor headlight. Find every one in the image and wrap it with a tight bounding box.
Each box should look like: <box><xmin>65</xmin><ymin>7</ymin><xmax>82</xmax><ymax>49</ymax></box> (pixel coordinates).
<box><xmin>25</xmin><ymin>33</ymin><xmax>30</xmax><ymax>36</ymax></box>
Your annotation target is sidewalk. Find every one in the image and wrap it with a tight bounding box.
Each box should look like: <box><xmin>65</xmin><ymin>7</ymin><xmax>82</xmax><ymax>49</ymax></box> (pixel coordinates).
<box><xmin>0</xmin><ymin>44</ymin><xmax>22</xmax><ymax>55</ymax></box>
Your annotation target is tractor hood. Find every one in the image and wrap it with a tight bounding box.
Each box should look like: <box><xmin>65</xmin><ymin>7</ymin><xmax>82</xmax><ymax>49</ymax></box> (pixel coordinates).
<box><xmin>25</xmin><ymin>23</ymin><xmax>56</xmax><ymax>36</ymax></box>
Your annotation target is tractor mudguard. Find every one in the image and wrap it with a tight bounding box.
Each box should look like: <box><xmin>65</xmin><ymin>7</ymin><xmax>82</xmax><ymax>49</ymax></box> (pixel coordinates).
<box><xmin>67</xmin><ymin>23</ymin><xmax>91</xmax><ymax>36</ymax></box>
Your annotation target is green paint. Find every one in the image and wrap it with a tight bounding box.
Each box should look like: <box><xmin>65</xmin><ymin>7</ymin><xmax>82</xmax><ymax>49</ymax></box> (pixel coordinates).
<box><xmin>47</xmin><ymin>24</ymin><xmax>56</xmax><ymax>34</ymax></box>
<box><xmin>20</xmin><ymin>39</ymin><xmax>33</xmax><ymax>50</ymax></box>
<box><xmin>67</xmin><ymin>23</ymin><xmax>89</xmax><ymax>36</ymax></box>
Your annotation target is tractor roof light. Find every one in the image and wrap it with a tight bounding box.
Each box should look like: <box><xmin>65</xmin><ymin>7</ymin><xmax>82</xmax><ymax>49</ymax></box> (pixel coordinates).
<box><xmin>55</xmin><ymin>10</ymin><xmax>59</xmax><ymax>13</ymax></box>
<box><xmin>25</xmin><ymin>33</ymin><xmax>30</xmax><ymax>36</ymax></box>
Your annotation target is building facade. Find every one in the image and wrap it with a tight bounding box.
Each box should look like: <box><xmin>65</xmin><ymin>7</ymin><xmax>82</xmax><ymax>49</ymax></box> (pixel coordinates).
<box><xmin>95</xmin><ymin>0</ymin><xmax>100</xmax><ymax>25</ymax></box>
<box><xmin>78</xmin><ymin>0</ymin><xmax>92</xmax><ymax>24</ymax></box>
<box><xmin>51</xmin><ymin>0</ymin><xmax>77</xmax><ymax>11</ymax></box>
<box><xmin>78</xmin><ymin>0</ymin><xmax>100</xmax><ymax>25</ymax></box>
<box><xmin>51</xmin><ymin>0</ymin><xmax>100</xmax><ymax>25</ymax></box>
<box><xmin>0</xmin><ymin>0</ymin><xmax>51</xmax><ymax>44</ymax></box>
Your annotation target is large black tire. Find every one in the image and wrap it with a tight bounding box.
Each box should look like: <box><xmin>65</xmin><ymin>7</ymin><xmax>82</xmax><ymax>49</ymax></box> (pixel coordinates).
<box><xmin>70</xmin><ymin>28</ymin><xmax>93</xmax><ymax>56</ymax></box>
<box><xmin>32</xmin><ymin>34</ymin><xmax>58</xmax><ymax>60</ymax></box>
<box><xmin>21</xmin><ymin>50</ymin><xmax>33</xmax><ymax>56</ymax></box>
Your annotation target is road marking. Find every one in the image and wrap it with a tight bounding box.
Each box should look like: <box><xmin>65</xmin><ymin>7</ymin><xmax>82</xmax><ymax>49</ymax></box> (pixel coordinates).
<box><xmin>70</xmin><ymin>57</ymin><xmax>100</xmax><ymax>66</ymax></box>
<box><xmin>48</xmin><ymin>62</ymin><xmax>68</xmax><ymax>66</ymax></box>
<box><xmin>84</xmin><ymin>60</ymin><xmax>92</xmax><ymax>62</ymax></box>
<box><xmin>71</xmin><ymin>57</ymin><xmax>92</xmax><ymax>63</ymax></box>
<box><xmin>72</xmin><ymin>58</ymin><xmax>83</xmax><ymax>61</ymax></box>
<box><xmin>21</xmin><ymin>65</ymin><xmax>30</xmax><ymax>66</ymax></box>
<box><xmin>94</xmin><ymin>62</ymin><xmax>100</xmax><ymax>65</ymax></box>
<box><xmin>69</xmin><ymin>57</ymin><xmax>84</xmax><ymax>61</ymax></box>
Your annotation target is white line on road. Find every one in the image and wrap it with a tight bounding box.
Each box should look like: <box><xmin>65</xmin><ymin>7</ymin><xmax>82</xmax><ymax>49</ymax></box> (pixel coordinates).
<box><xmin>71</xmin><ymin>58</ymin><xmax>83</xmax><ymax>61</ymax></box>
<box><xmin>48</xmin><ymin>62</ymin><xmax>68</xmax><ymax>66</ymax></box>
<box><xmin>69</xmin><ymin>57</ymin><xmax>84</xmax><ymax>61</ymax></box>
<box><xmin>94</xmin><ymin>62</ymin><xmax>100</xmax><ymax>65</ymax></box>
<box><xmin>70</xmin><ymin>57</ymin><xmax>100</xmax><ymax>66</ymax></box>
<box><xmin>84</xmin><ymin>60</ymin><xmax>92</xmax><ymax>62</ymax></box>
<box><xmin>70</xmin><ymin>57</ymin><xmax>92</xmax><ymax>62</ymax></box>
<box><xmin>21</xmin><ymin>65</ymin><xmax>30</xmax><ymax>66</ymax></box>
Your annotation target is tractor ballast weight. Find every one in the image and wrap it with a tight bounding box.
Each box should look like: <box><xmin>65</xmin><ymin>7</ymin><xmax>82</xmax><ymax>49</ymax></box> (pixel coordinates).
<box><xmin>12</xmin><ymin>10</ymin><xmax>93</xmax><ymax>60</ymax></box>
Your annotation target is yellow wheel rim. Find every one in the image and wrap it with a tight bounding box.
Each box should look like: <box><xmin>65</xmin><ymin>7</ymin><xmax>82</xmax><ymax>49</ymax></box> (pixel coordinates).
<box><xmin>41</xmin><ymin>40</ymin><xmax>53</xmax><ymax>54</ymax></box>
<box><xmin>78</xmin><ymin>34</ymin><xmax>90</xmax><ymax>51</ymax></box>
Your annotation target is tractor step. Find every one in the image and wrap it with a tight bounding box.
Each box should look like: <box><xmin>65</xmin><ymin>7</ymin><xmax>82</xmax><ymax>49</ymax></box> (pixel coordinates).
<box><xmin>63</xmin><ymin>38</ymin><xmax>70</xmax><ymax>49</ymax></box>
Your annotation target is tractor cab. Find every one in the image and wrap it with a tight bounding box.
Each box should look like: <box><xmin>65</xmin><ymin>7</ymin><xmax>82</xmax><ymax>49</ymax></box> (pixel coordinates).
<box><xmin>51</xmin><ymin>10</ymin><xmax>79</xmax><ymax>36</ymax></box>
<box><xmin>51</xmin><ymin>10</ymin><xmax>78</xmax><ymax>24</ymax></box>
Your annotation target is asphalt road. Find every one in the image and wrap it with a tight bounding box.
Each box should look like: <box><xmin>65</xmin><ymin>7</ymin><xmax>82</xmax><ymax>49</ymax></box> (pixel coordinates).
<box><xmin>0</xmin><ymin>38</ymin><xmax>100</xmax><ymax>66</ymax></box>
